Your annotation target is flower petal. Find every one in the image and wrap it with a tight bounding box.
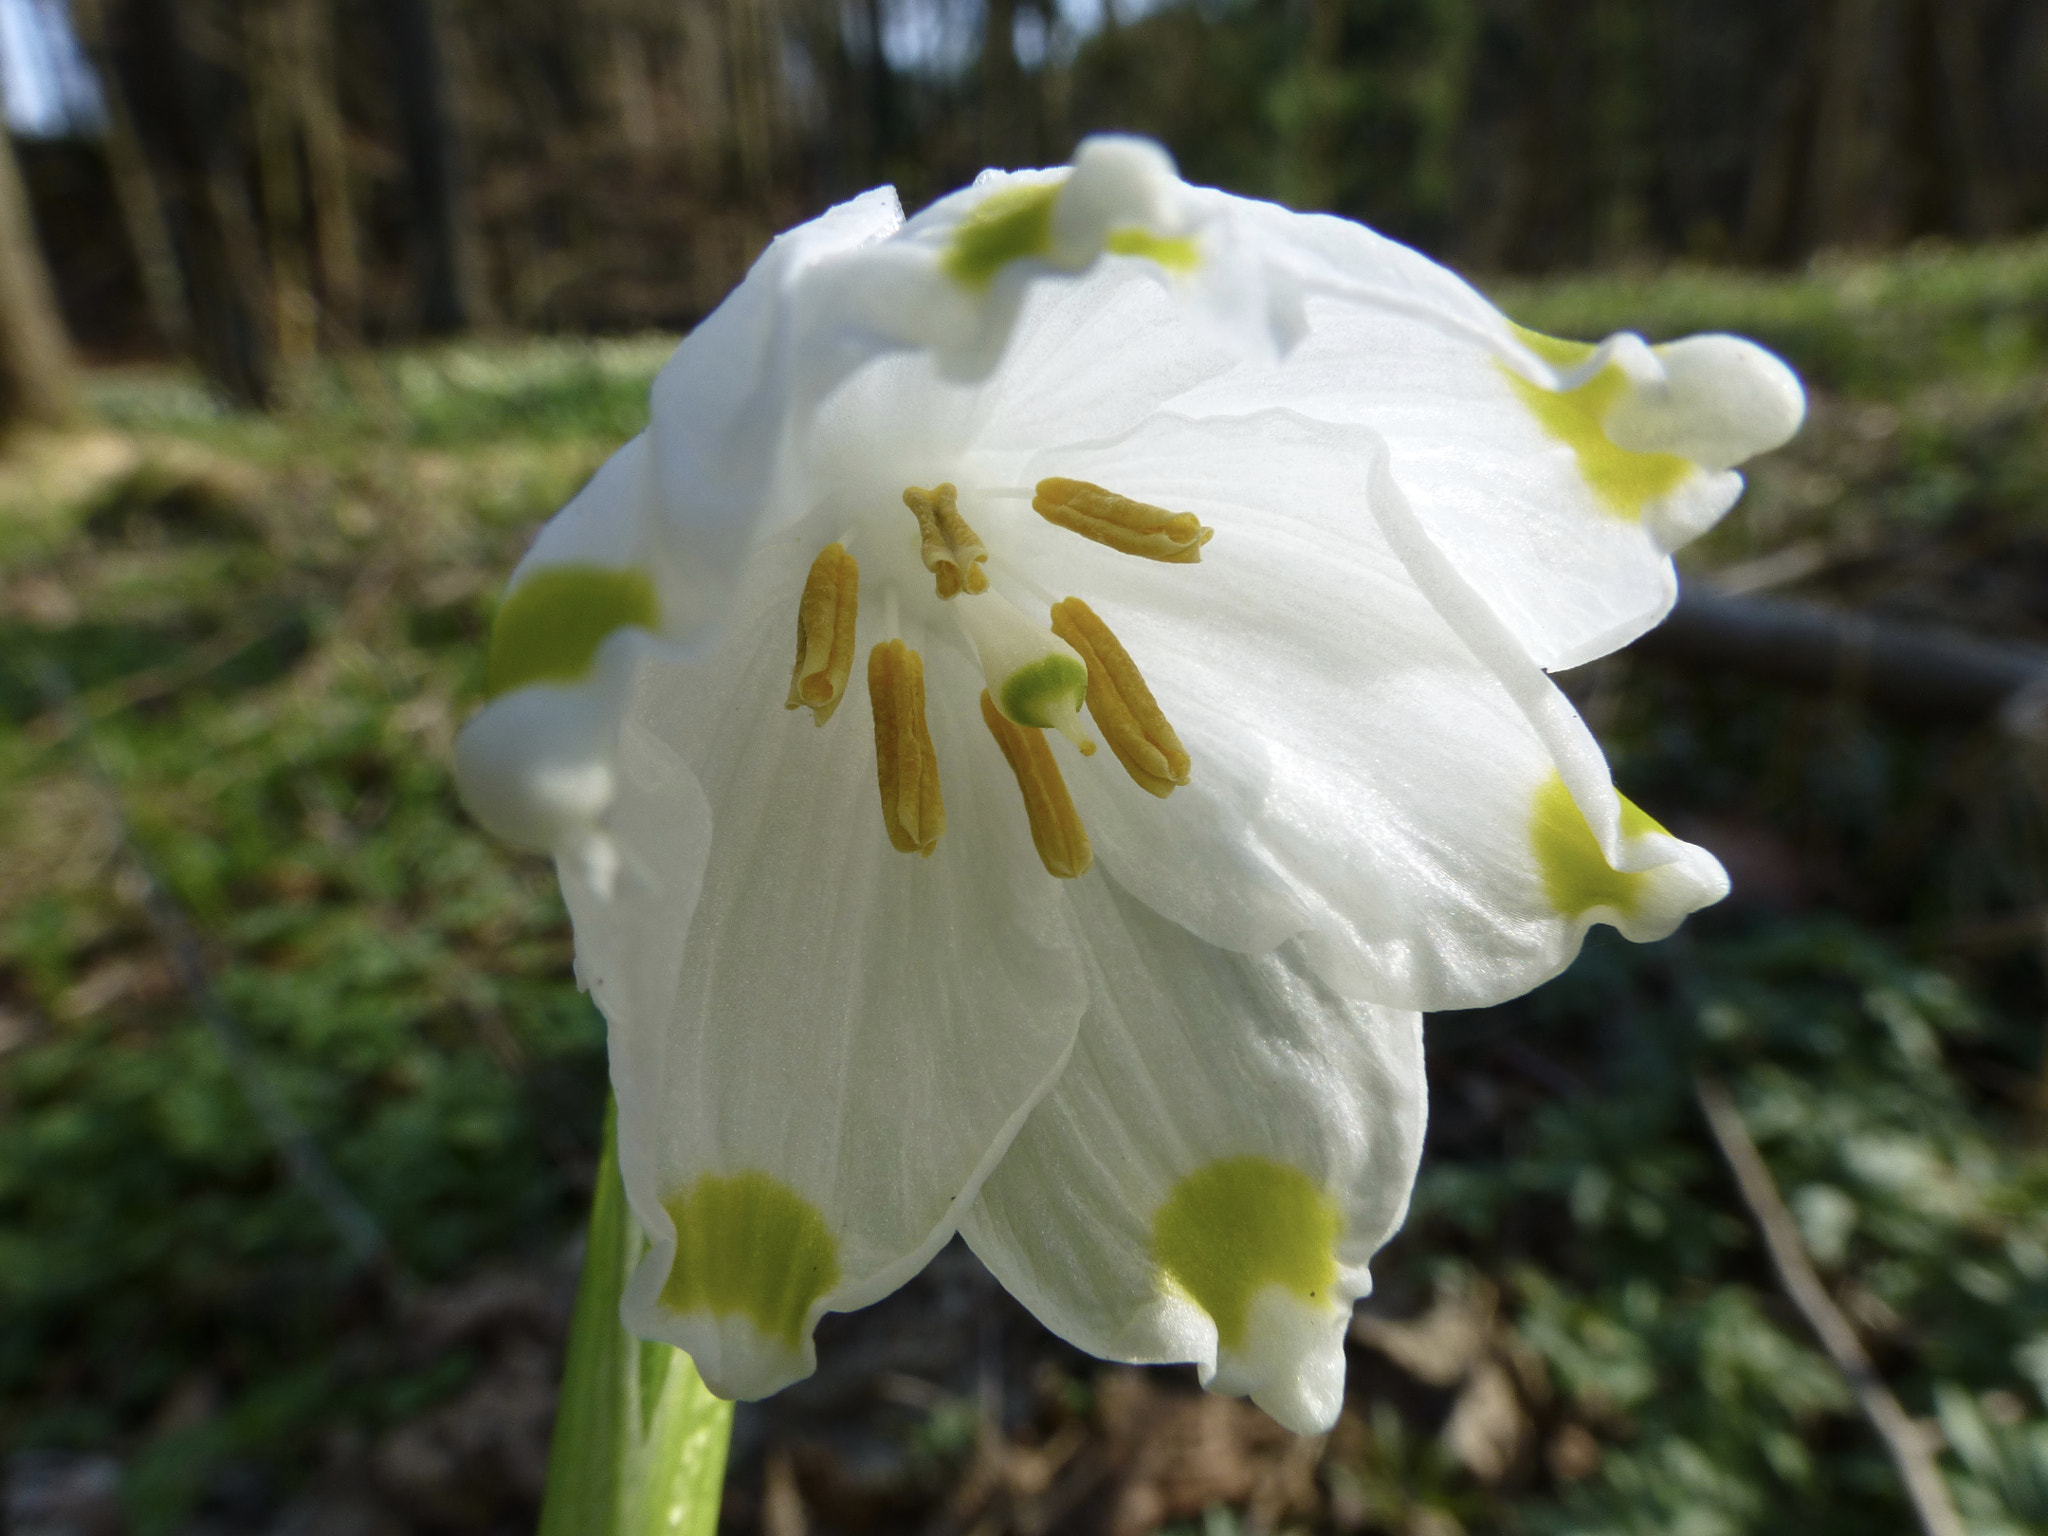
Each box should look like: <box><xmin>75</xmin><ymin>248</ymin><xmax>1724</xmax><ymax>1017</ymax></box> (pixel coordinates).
<box><xmin>456</xmin><ymin>434</ymin><xmax>677</xmax><ymax>892</ymax></box>
<box><xmin>636</xmin><ymin>143</ymin><xmax>1297</xmax><ymax>655</ymax></box>
<box><xmin>1174</xmin><ymin>199</ymin><xmax>1802</xmax><ymax>669</ymax></box>
<box><xmin>644</xmin><ymin>188</ymin><xmax>907</xmax><ymax>650</ymax></box>
<box><xmin>579</xmin><ymin>538</ymin><xmax>1090</xmax><ymax>1399</ymax></box>
<box><xmin>961</xmin><ymin>877</ymin><xmax>1424</xmax><ymax>1434</ymax></box>
<box><xmin>854</xmin><ymin>135</ymin><xmax>1290</xmax><ymax>377</ymax></box>
<box><xmin>1009</xmin><ymin>410</ymin><xmax>1726</xmax><ymax>1010</ymax></box>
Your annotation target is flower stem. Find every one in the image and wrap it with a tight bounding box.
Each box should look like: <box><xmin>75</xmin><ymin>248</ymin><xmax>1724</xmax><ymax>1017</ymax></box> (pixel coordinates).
<box><xmin>540</xmin><ymin>1099</ymin><xmax>732</xmax><ymax>1536</ymax></box>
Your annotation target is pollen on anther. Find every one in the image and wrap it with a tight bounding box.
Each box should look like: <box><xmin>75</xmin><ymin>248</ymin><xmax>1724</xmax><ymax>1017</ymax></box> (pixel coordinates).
<box><xmin>1049</xmin><ymin>597</ymin><xmax>1189</xmax><ymax>797</ymax></box>
<box><xmin>785</xmin><ymin>543</ymin><xmax>859</xmax><ymax>725</ymax></box>
<box><xmin>903</xmin><ymin>483</ymin><xmax>990</xmax><ymax>599</ymax></box>
<box><xmin>869</xmin><ymin>640</ymin><xmax>944</xmax><ymax>857</ymax></box>
<box><xmin>1033</xmin><ymin>478</ymin><xmax>1214</xmax><ymax>563</ymax></box>
<box><xmin>980</xmin><ymin>690</ymin><xmax>1092</xmax><ymax>879</ymax></box>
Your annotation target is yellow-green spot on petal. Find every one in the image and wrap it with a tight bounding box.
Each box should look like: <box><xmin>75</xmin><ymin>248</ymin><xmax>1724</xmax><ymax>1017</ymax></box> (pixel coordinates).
<box><xmin>998</xmin><ymin>652</ymin><xmax>1088</xmax><ymax>731</ymax></box>
<box><xmin>1531</xmin><ymin>771</ymin><xmax>1665</xmax><ymax>919</ymax></box>
<box><xmin>1106</xmin><ymin>226</ymin><xmax>1200</xmax><ymax>273</ymax></box>
<box><xmin>1151</xmin><ymin>1157</ymin><xmax>1341</xmax><ymax>1350</ymax></box>
<box><xmin>943</xmin><ymin>181</ymin><xmax>1061</xmax><ymax>288</ymax></box>
<box><xmin>1511</xmin><ymin>323</ymin><xmax>1597</xmax><ymax>370</ymax></box>
<box><xmin>1619</xmin><ymin>794</ymin><xmax>1667</xmax><ymax>840</ymax></box>
<box><xmin>1500</xmin><ymin>324</ymin><xmax>1693</xmax><ymax>519</ymax></box>
<box><xmin>484</xmin><ymin>564</ymin><xmax>659</xmax><ymax>699</ymax></box>
<box><xmin>658</xmin><ymin>1172</ymin><xmax>840</xmax><ymax>1350</ymax></box>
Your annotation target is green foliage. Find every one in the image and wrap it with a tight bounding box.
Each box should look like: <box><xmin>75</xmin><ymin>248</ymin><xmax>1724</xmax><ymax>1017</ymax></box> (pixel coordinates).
<box><xmin>0</xmin><ymin>339</ymin><xmax>664</xmax><ymax>1523</ymax></box>
<box><xmin>1414</xmin><ymin>917</ymin><xmax>2048</xmax><ymax>1533</ymax></box>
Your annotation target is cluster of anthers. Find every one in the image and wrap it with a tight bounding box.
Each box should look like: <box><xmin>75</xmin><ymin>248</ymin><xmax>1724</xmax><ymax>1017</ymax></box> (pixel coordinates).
<box><xmin>787</xmin><ymin>477</ymin><xmax>1207</xmax><ymax>878</ymax></box>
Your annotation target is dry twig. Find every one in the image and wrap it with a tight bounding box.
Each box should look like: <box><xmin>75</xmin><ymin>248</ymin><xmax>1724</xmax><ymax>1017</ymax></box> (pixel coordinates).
<box><xmin>1629</xmin><ymin>585</ymin><xmax>2048</xmax><ymax>723</ymax></box>
<box><xmin>1694</xmin><ymin>1071</ymin><xmax>1963</xmax><ymax>1536</ymax></box>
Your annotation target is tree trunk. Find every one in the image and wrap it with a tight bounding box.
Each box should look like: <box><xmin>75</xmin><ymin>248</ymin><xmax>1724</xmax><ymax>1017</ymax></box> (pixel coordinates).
<box><xmin>382</xmin><ymin>0</ymin><xmax>483</xmax><ymax>333</ymax></box>
<box><xmin>116</xmin><ymin>0</ymin><xmax>277</xmax><ymax>408</ymax></box>
<box><xmin>980</xmin><ymin>0</ymin><xmax>1022</xmax><ymax>169</ymax></box>
<box><xmin>1930</xmin><ymin>0</ymin><xmax>2010</xmax><ymax>236</ymax></box>
<box><xmin>249</xmin><ymin>0</ymin><xmax>318</xmax><ymax>381</ymax></box>
<box><xmin>69</xmin><ymin>0</ymin><xmax>193</xmax><ymax>352</ymax></box>
<box><xmin>0</xmin><ymin>128</ymin><xmax>81</xmax><ymax>429</ymax></box>
<box><xmin>1807</xmin><ymin>0</ymin><xmax>1882</xmax><ymax>249</ymax></box>
<box><xmin>299</xmin><ymin>0</ymin><xmax>362</xmax><ymax>344</ymax></box>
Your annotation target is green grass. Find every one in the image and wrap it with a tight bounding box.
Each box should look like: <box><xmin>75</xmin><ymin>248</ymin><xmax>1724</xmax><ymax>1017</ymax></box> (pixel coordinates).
<box><xmin>1</xmin><ymin>336</ymin><xmax>672</xmax><ymax>1526</ymax></box>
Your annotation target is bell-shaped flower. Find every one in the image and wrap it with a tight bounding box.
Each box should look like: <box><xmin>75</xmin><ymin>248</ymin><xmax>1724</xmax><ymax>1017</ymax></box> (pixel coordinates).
<box><xmin>453</xmin><ymin>138</ymin><xmax>1800</xmax><ymax>1434</ymax></box>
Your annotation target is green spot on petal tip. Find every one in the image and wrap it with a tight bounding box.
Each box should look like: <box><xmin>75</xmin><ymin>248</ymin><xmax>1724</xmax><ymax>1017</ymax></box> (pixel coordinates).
<box><xmin>1151</xmin><ymin>1157</ymin><xmax>1341</xmax><ymax>1350</ymax></box>
<box><xmin>485</xmin><ymin>564</ymin><xmax>659</xmax><ymax>699</ymax></box>
<box><xmin>659</xmin><ymin>1172</ymin><xmax>840</xmax><ymax>1350</ymax></box>
<box><xmin>1105</xmin><ymin>226</ymin><xmax>1200</xmax><ymax>272</ymax></box>
<box><xmin>998</xmin><ymin>653</ymin><xmax>1088</xmax><ymax>731</ymax></box>
<box><xmin>1502</xmin><ymin>324</ymin><xmax>1693</xmax><ymax>518</ymax></box>
<box><xmin>943</xmin><ymin>181</ymin><xmax>1061</xmax><ymax>289</ymax></box>
<box><xmin>1530</xmin><ymin>772</ymin><xmax>1665</xmax><ymax>919</ymax></box>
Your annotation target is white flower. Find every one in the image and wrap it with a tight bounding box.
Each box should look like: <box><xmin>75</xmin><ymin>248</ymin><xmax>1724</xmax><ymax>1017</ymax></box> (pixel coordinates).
<box><xmin>454</xmin><ymin>137</ymin><xmax>1802</xmax><ymax>1434</ymax></box>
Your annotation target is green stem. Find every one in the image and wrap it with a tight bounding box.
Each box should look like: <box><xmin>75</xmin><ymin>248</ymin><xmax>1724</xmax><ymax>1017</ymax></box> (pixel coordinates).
<box><xmin>540</xmin><ymin>1099</ymin><xmax>733</xmax><ymax>1536</ymax></box>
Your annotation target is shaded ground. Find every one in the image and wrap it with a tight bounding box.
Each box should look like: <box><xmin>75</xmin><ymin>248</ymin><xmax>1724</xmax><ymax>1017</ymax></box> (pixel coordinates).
<box><xmin>8</xmin><ymin>241</ymin><xmax>2048</xmax><ymax>1535</ymax></box>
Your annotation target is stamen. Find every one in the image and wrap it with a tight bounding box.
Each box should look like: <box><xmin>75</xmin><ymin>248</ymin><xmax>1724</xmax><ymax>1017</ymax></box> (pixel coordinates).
<box><xmin>784</xmin><ymin>543</ymin><xmax>859</xmax><ymax>725</ymax></box>
<box><xmin>1049</xmin><ymin>597</ymin><xmax>1190</xmax><ymax>798</ymax></box>
<box><xmin>979</xmin><ymin>690</ymin><xmax>1093</xmax><ymax>879</ymax></box>
<box><xmin>1032</xmin><ymin>477</ymin><xmax>1214</xmax><ymax>563</ymax></box>
<box><xmin>903</xmin><ymin>483</ymin><xmax>990</xmax><ymax>598</ymax></box>
<box><xmin>868</xmin><ymin>640</ymin><xmax>944</xmax><ymax>857</ymax></box>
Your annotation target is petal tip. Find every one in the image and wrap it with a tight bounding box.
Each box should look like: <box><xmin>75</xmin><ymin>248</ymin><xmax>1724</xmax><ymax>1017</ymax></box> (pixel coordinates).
<box><xmin>1205</xmin><ymin>1285</ymin><xmax>1352</xmax><ymax>1435</ymax></box>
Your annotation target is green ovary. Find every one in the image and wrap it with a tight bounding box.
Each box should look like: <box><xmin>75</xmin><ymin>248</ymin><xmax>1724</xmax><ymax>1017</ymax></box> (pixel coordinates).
<box><xmin>1502</xmin><ymin>324</ymin><xmax>1693</xmax><ymax>518</ymax></box>
<box><xmin>658</xmin><ymin>1172</ymin><xmax>841</xmax><ymax>1350</ymax></box>
<box><xmin>1151</xmin><ymin>1157</ymin><xmax>1342</xmax><ymax>1350</ymax></box>
<box><xmin>1530</xmin><ymin>771</ymin><xmax>1666</xmax><ymax>918</ymax></box>
<box><xmin>943</xmin><ymin>181</ymin><xmax>1061</xmax><ymax>288</ymax></box>
<box><xmin>484</xmin><ymin>564</ymin><xmax>659</xmax><ymax>698</ymax></box>
<box><xmin>1000</xmin><ymin>653</ymin><xmax>1088</xmax><ymax>730</ymax></box>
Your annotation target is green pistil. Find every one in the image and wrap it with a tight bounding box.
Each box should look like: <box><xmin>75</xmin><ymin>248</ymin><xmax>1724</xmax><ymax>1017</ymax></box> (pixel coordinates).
<box><xmin>999</xmin><ymin>653</ymin><xmax>1088</xmax><ymax>730</ymax></box>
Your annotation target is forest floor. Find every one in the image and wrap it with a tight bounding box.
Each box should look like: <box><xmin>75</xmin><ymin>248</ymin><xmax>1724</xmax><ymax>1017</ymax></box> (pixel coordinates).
<box><xmin>7</xmin><ymin>237</ymin><xmax>2048</xmax><ymax>1536</ymax></box>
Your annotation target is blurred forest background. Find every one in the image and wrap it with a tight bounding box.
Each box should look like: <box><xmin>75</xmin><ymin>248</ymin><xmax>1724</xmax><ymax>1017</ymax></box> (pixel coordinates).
<box><xmin>6</xmin><ymin>1</ymin><xmax>2048</xmax><ymax>1535</ymax></box>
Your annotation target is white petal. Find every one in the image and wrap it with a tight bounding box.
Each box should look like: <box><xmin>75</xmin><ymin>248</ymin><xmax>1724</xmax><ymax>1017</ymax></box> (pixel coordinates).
<box><xmin>644</xmin><ymin>188</ymin><xmax>907</xmax><ymax>649</ymax></box>
<box><xmin>839</xmin><ymin>137</ymin><xmax>1295</xmax><ymax>382</ymax></box>
<box><xmin>634</xmin><ymin>142</ymin><xmax>1285</xmax><ymax>653</ymax></box>
<box><xmin>455</xmin><ymin>435</ymin><xmax>684</xmax><ymax>887</ymax></box>
<box><xmin>454</xmin><ymin>662</ymin><xmax>628</xmax><ymax>887</ymax></box>
<box><xmin>1600</xmin><ymin>333</ymin><xmax>1806</xmax><ymax>471</ymax></box>
<box><xmin>1005</xmin><ymin>410</ymin><xmax>1726</xmax><ymax>1010</ymax></box>
<box><xmin>1173</xmin><ymin>200</ymin><xmax>1802</xmax><ymax>669</ymax></box>
<box><xmin>580</xmin><ymin>538</ymin><xmax>1089</xmax><ymax>1399</ymax></box>
<box><xmin>961</xmin><ymin>877</ymin><xmax>1425</xmax><ymax>1434</ymax></box>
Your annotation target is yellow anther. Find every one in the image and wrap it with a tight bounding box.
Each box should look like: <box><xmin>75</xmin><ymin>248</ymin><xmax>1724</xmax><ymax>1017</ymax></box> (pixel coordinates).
<box><xmin>869</xmin><ymin>640</ymin><xmax>944</xmax><ymax>857</ymax></box>
<box><xmin>979</xmin><ymin>690</ymin><xmax>1092</xmax><ymax>879</ymax></box>
<box><xmin>1032</xmin><ymin>478</ymin><xmax>1214</xmax><ymax>563</ymax></box>
<box><xmin>784</xmin><ymin>543</ymin><xmax>859</xmax><ymax>725</ymax></box>
<box><xmin>903</xmin><ymin>483</ymin><xmax>989</xmax><ymax>599</ymax></box>
<box><xmin>1049</xmin><ymin>597</ymin><xmax>1189</xmax><ymax>798</ymax></box>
